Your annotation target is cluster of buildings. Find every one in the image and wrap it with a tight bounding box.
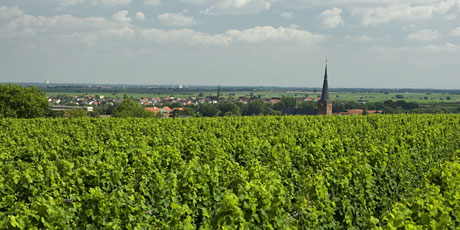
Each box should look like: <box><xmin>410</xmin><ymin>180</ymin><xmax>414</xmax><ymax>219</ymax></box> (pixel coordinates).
<box><xmin>48</xmin><ymin>95</ymin><xmax>120</xmax><ymax>107</ymax></box>
<box><xmin>48</xmin><ymin>61</ymin><xmax>382</xmax><ymax>116</ymax></box>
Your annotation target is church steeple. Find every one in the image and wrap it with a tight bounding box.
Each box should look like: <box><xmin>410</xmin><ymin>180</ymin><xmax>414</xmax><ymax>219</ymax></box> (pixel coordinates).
<box><xmin>317</xmin><ymin>59</ymin><xmax>333</xmax><ymax>115</ymax></box>
<box><xmin>319</xmin><ymin>59</ymin><xmax>330</xmax><ymax>103</ymax></box>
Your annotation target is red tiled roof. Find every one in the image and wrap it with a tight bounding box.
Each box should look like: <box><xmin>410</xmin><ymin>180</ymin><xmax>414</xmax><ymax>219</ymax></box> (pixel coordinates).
<box><xmin>146</xmin><ymin>107</ymin><xmax>161</xmax><ymax>113</ymax></box>
<box><xmin>346</xmin><ymin>109</ymin><xmax>364</xmax><ymax>115</ymax></box>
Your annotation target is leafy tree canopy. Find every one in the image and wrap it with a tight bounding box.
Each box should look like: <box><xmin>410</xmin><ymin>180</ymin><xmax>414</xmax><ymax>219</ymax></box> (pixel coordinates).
<box><xmin>112</xmin><ymin>98</ymin><xmax>155</xmax><ymax>118</ymax></box>
<box><xmin>218</xmin><ymin>101</ymin><xmax>241</xmax><ymax>116</ymax></box>
<box><xmin>197</xmin><ymin>103</ymin><xmax>220</xmax><ymax>117</ymax></box>
<box><xmin>65</xmin><ymin>108</ymin><xmax>88</xmax><ymax>118</ymax></box>
<box><xmin>274</xmin><ymin>96</ymin><xmax>296</xmax><ymax>110</ymax></box>
<box><xmin>0</xmin><ymin>84</ymin><xmax>49</xmax><ymax>118</ymax></box>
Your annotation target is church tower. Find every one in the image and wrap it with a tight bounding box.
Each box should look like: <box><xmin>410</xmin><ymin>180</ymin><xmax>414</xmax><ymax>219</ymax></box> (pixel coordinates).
<box><xmin>317</xmin><ymin>60</ymin><xmax>332</xmax><ymax>115</ymax></box>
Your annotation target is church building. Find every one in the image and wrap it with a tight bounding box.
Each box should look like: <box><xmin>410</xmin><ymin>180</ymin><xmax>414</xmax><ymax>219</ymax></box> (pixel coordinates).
<box><xmin>317</xmin><ymin>61</ymin><xmax>333</xmax><ymax>115</ymax></box>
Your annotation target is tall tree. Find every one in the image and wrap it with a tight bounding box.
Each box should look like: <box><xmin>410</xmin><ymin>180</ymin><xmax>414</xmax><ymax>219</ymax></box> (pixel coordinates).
<box><xmin>197</xmin><ymin>103</ymin><xmax>220</xmax><ymax>117</ymax></box>
<box><xmin>0</xmin><ymin>84</ymin><xmax>49</xmax><ymax>118</ymax></box>
<box><xmin>274</xmin><ymin>96</ymin><xmax>296</xmax><ymax>110</ymax></box>
<box><xmin>246</xmin><ymin>100</ymin><xmax>266</xmax><ymax>116</ymax></box>
<box><xmin>113</xmin><ymin>98</ymin><xmax>155</xmax><ymax>118</ymax></box>
<box><xmin>218</xmin><ymin>101</ymin><xmax>241</xmax><ymax>116</ymax></box>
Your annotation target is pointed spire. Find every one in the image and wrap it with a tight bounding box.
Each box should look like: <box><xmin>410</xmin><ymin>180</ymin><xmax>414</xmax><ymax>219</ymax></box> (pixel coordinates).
<box><xmin>324</xmin><ymin>58</ymin><xmax>328</xmax><ymax>80</ymax></box>
<box><xmin>319</xmin><ymin>59</ymin><xmax>330</xmax><ymax>102</ymax></box>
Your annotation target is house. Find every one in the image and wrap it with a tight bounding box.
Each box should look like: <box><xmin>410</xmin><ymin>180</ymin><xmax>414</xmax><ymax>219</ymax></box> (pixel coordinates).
<box><xmin>337</xmin><ymin>109</ymin><xmax>363</xmax><ymax>115</ymax></box>
<box><xmin>145</xmin><ymin>106</ymin><xmax>172</xmax><ymax>114</ymax></box>
<box><xmin>51</xmin><ymin>106</ymin><xmax>93</xmax><ymax>112</ymax></box>
<box><xmin>162</xmin><ymin>106</ymin><xmax>172</xmax><ymax>113</ymax></box>
<box><xmin>146</xmin><ymin>107</ymin><xmax>162</xmax><ymax>114</ymax></box>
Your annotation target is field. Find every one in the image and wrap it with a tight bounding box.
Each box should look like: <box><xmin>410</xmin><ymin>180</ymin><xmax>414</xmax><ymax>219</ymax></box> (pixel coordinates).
<box><xmin>45</xmin><ymin>90</ymin><xmax>460</xmax><ymax>103</ymax></box>
<box><xmin>1</xmin><ymin>115</ymin><xmax>460</xmax><ymax>229</ymax></box>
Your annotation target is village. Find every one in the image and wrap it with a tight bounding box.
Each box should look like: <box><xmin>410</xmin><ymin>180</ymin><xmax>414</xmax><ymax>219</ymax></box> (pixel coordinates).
<box><xmin>47</xmin><ymin>64</ymin><xmax>384</xmax><ymax>117</ymax></box>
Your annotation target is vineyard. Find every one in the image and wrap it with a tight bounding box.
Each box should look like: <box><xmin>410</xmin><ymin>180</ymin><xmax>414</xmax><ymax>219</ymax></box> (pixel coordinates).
<box><xmin>1</xmin><ymin>115</ymin><xmax>460</xmax><ymax>229</ymax></box>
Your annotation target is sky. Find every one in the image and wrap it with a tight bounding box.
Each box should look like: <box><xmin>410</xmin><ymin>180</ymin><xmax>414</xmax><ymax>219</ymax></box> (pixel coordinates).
<box><xmin>1</xmin><ymin>0</ymin><xmax>460</xmax><ymax>89</ymax></box>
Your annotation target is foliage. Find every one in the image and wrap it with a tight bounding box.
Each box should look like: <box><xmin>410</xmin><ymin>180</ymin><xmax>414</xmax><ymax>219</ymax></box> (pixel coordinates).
<box><xmin>382</xmin><ymin>158</ymin><xmax>460</xmax><ymax>229</ymax></box>
<box><xmin>196</xmin><ymin>103</ymin><xmax>220</xmax><ymax>117</ymax></box>
<box><xmin>245</xmin><ymin>100</ymin><xmax>268</xmax><ymax>116</ymax></box>
<box><xmin>0</xmin><ymin>84</ymin><xmax>49</xmax><ymax>118</ymax></box>
<box><xmin>274</xmin><ymin>96</ymin><xmax>296</xmax><ymax>110</ymax></box>
<box><xmin>46</xmin><ymin>110</ymin><xmax>65</xmax><ymax>118</ymax></box>
<box><xmin>64</xmin><ymin>109</ymin><xmax>88</xmax><ymax>118</ymax></box>
<box><xmin>218</xmin><ymin>101</ymin><xmax>242</xmax><ymax>116</ymax></box>
<box><xmin>112</xmin><ymin>98</ymin><xmax>155</xmax><ymax>118</ymax></box>
<box><xmin>0</xmin><ymin>115</ymin><xmax>459</xmax><ymax>229</ymax></box>
<box><xmin>297</xmin><ymin>101</ymin><xmax>316</xmax><ymax>110</ymax></box>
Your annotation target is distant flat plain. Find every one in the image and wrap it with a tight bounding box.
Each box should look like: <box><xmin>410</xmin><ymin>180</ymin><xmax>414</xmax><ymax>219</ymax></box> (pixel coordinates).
<box><xmin>45</xmin><ymin>91</ymin><xmax>460</xmax><ymax>103</ymax></box>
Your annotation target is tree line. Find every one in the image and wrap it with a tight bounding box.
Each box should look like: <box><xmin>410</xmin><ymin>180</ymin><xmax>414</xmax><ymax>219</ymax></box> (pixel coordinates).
<box><xmin>1</xmin><ymin>84</ymin><xmax>458</xmax><ymax>119</ymax></box>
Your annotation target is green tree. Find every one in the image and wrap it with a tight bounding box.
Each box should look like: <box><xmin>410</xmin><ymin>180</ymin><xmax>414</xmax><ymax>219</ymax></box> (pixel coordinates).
<box><xmin>46</xmin><ymin>110</ymin><xmax>65</xmax><ymax>118</ymax></box>
<box><xmin>197</xmin><ymin>103</ymin><xmax>220</xmax><ymax>117</ymax></box>
<box><xmin>332</xmin><ymin>101</ymin><xmax>346</xmax><ymax>113</ymax></box>
<box><xmin>65</xmin><ymin>108</ymin><xmax>88</xmax><ymax>118</ymax></box>
<box><xmin>0</xmin><ymin>84</ymin><xmax>49</xmax><ymax>118</ymax></box>
<box><xmin>113</xmin><ymin>98</ymin><xmax>155</xmax><ymax>118</ymax></box>
<box><xmin>298</xmin><ymin>101</ymin><xmax>317</xmax><ymax>110</ymax></box>
<box><xmin>88</xmin><ymin>110</ymin><xmax>100</xmax><ymax>118</ymax></box>
<box><xmin>218</xmin><ymin>101</ymin><xmax>241</xmax><ymax>116</ymax></box>
<box><xmin>274</xmin><ymin>96</ymin><xmax>296</xmax><ymax>110</ymax></box>
<box><xmin>246</xmin><ymin>100</ymin><xmax>266</xmax><ymax>116</ymax></box>
<box><xmin>171</xmin><ymin>106</ymin><xmax>198</xmax><ymax>118</ymax></box>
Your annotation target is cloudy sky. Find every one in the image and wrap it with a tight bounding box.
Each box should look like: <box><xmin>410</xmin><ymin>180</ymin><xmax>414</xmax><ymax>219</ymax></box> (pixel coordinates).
<box><xmin>1</xmin><ymin>0</ymin><xmax>460</xmax><ymax>88</ymax></box>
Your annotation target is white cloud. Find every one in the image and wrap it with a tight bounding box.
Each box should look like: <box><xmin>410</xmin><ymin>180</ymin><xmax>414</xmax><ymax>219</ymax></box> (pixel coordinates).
<box><xmin>142</xmin><ymin>26</ymin><xmax>323</xmax><ymax>46</ymax></box>
<box><xmin>144</xmin><ymin>0</ymin><xmax>161</xmax><ymax>6</ymax></box>
<box><xmin>273</xmin><ymin>0</ymin><xmax>459</xmax><ymax>9</ymax></box>
<box><xmin>317</xmin><ymin>7</ymin><xmax>343</xmax><ymax>28</ymax></box>
<box><xmin>136</xmin><ymin>12</ymin><xmax>146</xmax><ymax>21</ymax></box>
<box><xmin>406</xmin><ymin>29</ymin><xmax>441</xmax><ymax>41</ymax></box>
<box><xmin>157</xmin><ymin>13</ymin><xmax>198</xmax><ymax>27</ymax></box>
<box><xmin>0</xmin><ymin>6</ymin><xmax>23</xmax><ymax>19</ymax></box>
<box><xmin>59</xmin><ymin>32</ymin><xmax>99</xmax><ymax>46</ymax></box>
<box><xmin>112</xmin><ymin>11</ymin><xmax>132</xmax><ymax>23</ymax></box>
<box><xmin>345</xmin><ymin>35</ymin><xmax>377</xmax><ymax>42</ymax></box>
<box><xmin>353</xmin><ymin>0</ymin><xmax>459</xmax><ymax>26</ymax></box>
<box><xmin>58</xmin><ymin>0</ymin><xmax>131</xmax><ymax>7</ymax></box>
<box><xmin>1</xmin><ymin>12</ymin><xmax>120</xmax><ymax>44</ymax></box>
<box><xmin>180</xmin><ymin>0</ymin><xmax>210</xmax><ymax>4</ymax></box>
<box><xmin>103</xmin><ymin>26</ymin><xmax>135</xmax><ymax>39</ymax></box>
<box><xmin>7</xmin><ymin>14</ymin><xmax>112</xmax><ymax>31</ymax></box>
<box><xmin>419</xmin><ymin>43</ymin><xmax>459</xmax><ymax>53</ymax></box>
<box><xmin>96</xmin><ymin>0</ymin><xmax>131</xmax><ymax>6</ymax></box>
<box><xmin>225</xmin><ymin>26</ymin><xmax>324</xmax><ymax>43</ymax></box>
<box><xmin>200</xmin><ymin>0</ymin><xmax>271</xmax><ymax>15</ymax></box>
<box><xmin>1</xmin><ymin>6</ymin><xmax>323</xmax><ymax>47</ymax></box>
<box><xmin>142</xmin><ymin>28</ymin><xmax>233</xmax><ymax>46</ymax></box>
<box><xmin>450</xmin><ymin>27</ymin><xmax>460</xmax><ymax>37</ymax></box>
<box><xmin>57</xmin><ymin>0</ymin><xmax>85</xmax><ymax>8</ymax></box>
<box><xmin>280</xmin><ymin>12</ymin><xmax>294</xmax><ymax>18</ymax></box>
